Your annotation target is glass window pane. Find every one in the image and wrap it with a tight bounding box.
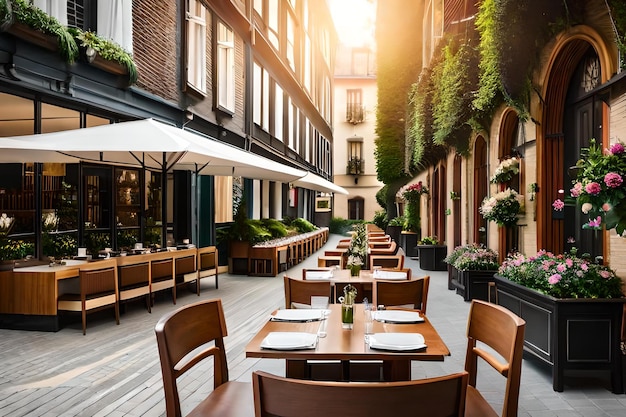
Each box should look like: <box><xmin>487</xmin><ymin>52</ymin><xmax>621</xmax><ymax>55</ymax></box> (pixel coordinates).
<box><xmin>41</xmin><ymin>103</ymin><xmax>80</xmax><ymax>133</ymax></box>
<box><xmin>0</xmin><ymin>93</ymin><xmax>34</xmax><ymax>136</ymax></box>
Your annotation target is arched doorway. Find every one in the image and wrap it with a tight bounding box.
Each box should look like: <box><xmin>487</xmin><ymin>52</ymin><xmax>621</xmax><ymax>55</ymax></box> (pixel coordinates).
<box><xmin>498</xmin><ymin>110</ymin><xmax>522</xmax><ymax>258</ymax></box>
<box><xmin>538</xmin><ymin>26</ymin><xmax>613</xmax><ymax>258</ymax></box>
<box><xmin>348</xmin><ymin>196</ymin><xmax>365</xmax><ymax>220</ymax></box>
<box><xmin>473</xmin><ymin>136</ymin><xmax>488</xmax><ymax>246</ymax></box>
<box><xmin>432</xmin><ymin>163</ymin><xmax>447</xmax><ymax>242</ymax></box>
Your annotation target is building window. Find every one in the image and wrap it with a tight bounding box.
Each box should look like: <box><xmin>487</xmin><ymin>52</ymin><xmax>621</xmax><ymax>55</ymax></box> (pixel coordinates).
<box><xmin>185</xmin><ymin>0</ymin><xmax>207</xmax><ymax>95</ymax></box>
<box><xmin>274</xmin><ymin>83</ymin><xmax>284</xmax><ymax>141</ymax></box>
<box><xmin>348</xmin><ymin>197</ymin><xmax>365</xmax><ymax>220</ymax></box>
<box><xmin>347</xmin><ymin>138</ymin><xmax>363</xmax><ymax>175</ymax></box>
<box><xmin>346</xmin><ymin>89</ymin><xmax>364</xmax><ymax>124</ymax></box>
<box><xmin>268</xmin><ymin>0</ymin><xmax>279</xmax><ymax>50</ymax></box>
<box><xmin>216</xmin><ymin>21</ymin><xmax>235</xmax><ymax>113</ymax></box>
<box><xmin>97</xmin><ymin>0</ymin><xmax>133</xmax><ymax>53</ymax></box>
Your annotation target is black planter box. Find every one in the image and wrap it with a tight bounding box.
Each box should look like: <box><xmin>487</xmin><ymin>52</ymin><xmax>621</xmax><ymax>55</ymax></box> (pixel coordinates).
<box><xmin>385</xmin><ymin>225</ymin><xmax>402</xmax><ymax>245</ymax></box>
<box><xmin>494</xmin><ymin>274</ymin><xmax>625</xmax><ymax>393</ymax></box>
<box><xmin>416</xmin><ymin>244</ymin><xmax>447</xmax><ymax>271</ymax></box>
<box><xmin>448</xmin><ymin>267</ymin><xmax>496</xmax><ymax>301</ymax></box>
<box><xmin>400</xmin><ymin>232</ymin><xmax>419</xmax><ymax>258</ymax></box>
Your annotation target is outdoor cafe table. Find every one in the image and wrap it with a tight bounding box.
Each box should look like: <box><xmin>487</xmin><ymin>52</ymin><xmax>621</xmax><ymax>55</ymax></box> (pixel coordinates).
<box><xmin>245</xmin><ymin>303</ymin><xmax>450</xmax><ymax>381</ymax></box>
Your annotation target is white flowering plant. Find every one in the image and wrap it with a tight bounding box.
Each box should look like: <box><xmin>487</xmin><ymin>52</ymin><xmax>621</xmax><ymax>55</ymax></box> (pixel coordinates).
<box><xmin>42</xmin><ymin>212</ymin><xmax>59</xmax><ymax>232</ymax></box>
<box><xmin>0</xmin><ymin>213</ymin><xmax>14</xmax><ymax>236</ymax></box>
<box><xmin>490</xmin><ymin>157</ymin><xmax>520</xmax><ymax>184</ymax></box>
<box><xmin>347</xmin><ymin>255</ymin><xmax>364</xmax><ymax>267</ymax></box>
<box><xmin>480</xmin><ymin>188</ymin><xmax>524</xmax><ymax>227</ymax></box>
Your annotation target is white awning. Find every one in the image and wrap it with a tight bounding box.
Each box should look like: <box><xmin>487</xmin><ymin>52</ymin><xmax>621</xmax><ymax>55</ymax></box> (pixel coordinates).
<box><xmin>292</xmin><ymin>172</ymin><xmax>349</xmax><ymax>195</ymax></box>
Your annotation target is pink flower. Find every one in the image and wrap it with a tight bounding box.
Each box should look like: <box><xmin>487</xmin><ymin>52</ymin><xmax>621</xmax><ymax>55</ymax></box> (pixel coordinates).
<box><xmin>552</xmin><ymin>199</ymin><xmax>565</xmax><ymax>211</ymax></box>
<box><xmin>600</xmin><ymin>270</ymin><xmax>612</xmax><ymax>279</ymax></box>
<box><xmin>548</xmin><ymin>273</ymin><xmax>562</xmax><ymax>284</ymax></box>
<box><xmin>609</xmin><ymin>143</ymin><xmax>625</xmax><ymax>155</ymax></box>
<box><xmin>585</xmin><ymin>182</ymin><xmax>602</xmax><ymax>195</ymax></box>
<box><xmin>565</xmin><ymin>258</ymin><xmax>573</xmax><ymax>267</ymax></box>
<box><xmin>556</xmin><ymin>264</ymin><xmax>566</xmax><ymax>273</ymax></box>
<box><xmin>567</xmin><ymin>236</ymin><xmax>575</xmax><ymax>244</ymax></box>
<box><xmin>604</xmin><ymin>172</ymin><xmax>623</xmax><ymax>188</ymax></box>
<box><xmin>602</xmin><ymin>203</ymin><xmax>612</xmax><ymax>212</ymax></box>
<box><xmin>570</xmin><ymin>182</ymin><xmax>583</xmax><ymax>197</ymax></box>
<box><xmin>581</xmin><ymin>263</ymin><xmax>588</xmax><ymax>271</ymax></box>
<box><xmin>587</xmin><ymin>216</ymin><xmax>602</xmax><ymax>228</ymax></box>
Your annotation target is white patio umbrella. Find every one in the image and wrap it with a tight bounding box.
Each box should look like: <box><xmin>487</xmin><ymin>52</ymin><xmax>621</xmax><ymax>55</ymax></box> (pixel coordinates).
<box><xmin>0</xmin><ymin>118</ymin><xmax>307</xmax><ymax>182</ymax></box>
<box><xmin>292</xmin><ymin>172</ymin><xmax>349</xmax><ymax>195</ymax></box>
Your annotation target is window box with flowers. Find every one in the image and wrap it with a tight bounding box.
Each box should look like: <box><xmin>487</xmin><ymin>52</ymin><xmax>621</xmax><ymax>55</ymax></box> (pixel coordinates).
<box><xmin>495</xmin><ymin>248</ymin><xmax>625</xmax><ymax>393</ymax></box>
<box><xmin>346</xmin><ymin>157</ymin><xmax>364</xmax><ymax>175</ymax></box>
<box><xmin>444</xmin><ymin>244</ymin><xmax>499</xmax><ymax>301</ymax></box>
<box><xmin>480</xmin><ymin>187</ymin><xmax>523</xmax><ymax>227</ymax></box>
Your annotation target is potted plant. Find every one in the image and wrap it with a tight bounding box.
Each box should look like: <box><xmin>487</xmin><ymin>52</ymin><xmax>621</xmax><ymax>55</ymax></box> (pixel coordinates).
<box><xmin>479</xmin><ymin>187</ymin><xmax>524</xmax><ymax>227</ymax></box>
<box><xmin>565</xmin><ymin>139</ymin><xmax>626</xmax><ymax>234</ymax></box>
<box><xmin>416</xmin><ymin>236</ymin><xmax>447</xmax><ymax>271</ymax></box>
<box><xmin>396</xmin><ymin>181</ymin><xmax>429</xmax><ymax>257</ymax></box>
<box><xmin>444</xmin><ymin>244</ymin><xmax>499</xmax><ymax>300</ymax></box>
<box><xmin>385</xmin><ymin>216</ymin><xmax>403</xmax><ymax>244</ymax></box>
<box><xmin>490</xmin><ymin>157</ymin><xmax>520</xmax><ymax>184</ymax></box>
<box><xmin>0</xmin><ymin>0</ymin><xmax>78</xmax><ymax>63</ymax></box>
<box><xmin>495</xmin><ymin>248</ymin><xmax>625</xmax><ymax>393</ymax></box>
<box><xmin>346</xmin><ymin>223</ymin><xmax>368</xmax><ymax>271</ymax></box>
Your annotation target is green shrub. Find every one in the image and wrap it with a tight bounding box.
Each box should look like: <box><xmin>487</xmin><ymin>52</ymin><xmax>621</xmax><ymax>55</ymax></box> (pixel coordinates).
<box><xmin>329</xmin><ymin>217</ymin><xmax>361</xmax><ymax>235</ymax></box>
<box><xmin>373</xmin><ymin>210</ymin><xmax>388</xmax><ymax>230</ymax></box>
<box><xmin>291</xmin><ymin>218</ymin><xmax>317</xmax><ymax>233</ymax></box>
<box><xmin>261</xmin><ymin>218</ymin><xmax>288</xmax><ymax>238</ymax></box>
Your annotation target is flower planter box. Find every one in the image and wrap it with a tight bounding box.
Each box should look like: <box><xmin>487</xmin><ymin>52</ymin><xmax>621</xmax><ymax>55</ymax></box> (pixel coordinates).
<box><xmin>416</xmin><ymin>244</ymin><xmax>447</xmax><ymax>271</ymax></box>
<box><xmin>1</xmin><ymin>21</ymin><xmax>59</xmax><ymax>52</ymax></box>
<box><xmin>399</xmin><ymin>231</ymin><xmax>418</xmax><ymax>258</ymax></box>
<box><xmin>494</xmin><ymin>274</ymin><xmax>625</xmax><ymax>393</ymax></box>
<box><xmin>448</xmin><ymin>268</ymin><xmax>496</xmax><ymax>301</ymax></box>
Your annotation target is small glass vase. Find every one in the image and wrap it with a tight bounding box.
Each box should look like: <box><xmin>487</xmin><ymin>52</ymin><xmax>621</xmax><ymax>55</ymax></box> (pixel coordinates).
<box><xmin>349</xmin><ymin>264</ymin><xmax>361</xmax><ymax>277</ymax></box>
<box><xmin>341</xmin><ymin>303</ymin><xmax>354</xmax><ymax>329</ymax></box>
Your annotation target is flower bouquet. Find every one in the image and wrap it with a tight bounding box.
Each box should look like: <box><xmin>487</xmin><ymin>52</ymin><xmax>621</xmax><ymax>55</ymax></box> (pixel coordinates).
<box><xmin>339</xmin><ymin>284</ymin><xmax>358</xmax><ymax>329</ymax></box>
<box><xmin>480</xmin><ymin>188</ymin><xmax>523</xmax><ymax>227</ymax></box>
<box><xmin>569</xmin><ymin>139</ymin><xmax>626</xmax><ymax>234</ymax></box>
<box><xmin>346</xmin><ymin>223</ymin><xmax>367</xmax><ymax>273</ymax></box>
<box><xmin>490</xmin><ymin>157</ymin><xmax>520</xmax><ymax>184</ymax></box>
<box><xmin>498</xmin><ymin>248</ymin><xmax>623</xmax><ymax>299</ymax></box>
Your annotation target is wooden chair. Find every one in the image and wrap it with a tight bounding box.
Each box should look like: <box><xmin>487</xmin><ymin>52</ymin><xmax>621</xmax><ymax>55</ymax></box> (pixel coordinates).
<box><xmin>174</xmin><ymin>248</ymin><xmax>199</xmax><ymax>296</ymax></box>
<box><xmin>197</xmin><ymin>246</ymin><xmax>219</xmax><ymax>290</ymax></box>
<box><xmin>252</xmin><ymin>370</ymin><xmax>468</xmax><ymax>417</ymax></box>
<box><xmin>317</xmin><ymin>255</ymin><xmax>343</xmax><ymax>268</ymax></box>
<box><xmin>464</xmin><ymin>300</ymin><xmax>526</xmax><ymax>417</ymax></box>
<box><xmin>116</xmin><ymin>256</ymin><xmax>151</xmax><ymax>313</ymax></box>
<box><xmin>284</xmin><ymin>275</ymin><xmax>332</xmax><ymax>309</ymax></box>
<box><xmin>372</xmin><ymin>267</ymin><xmax>412</xmax><ymax>280</ymax></box>
<box><xmin>57</xmin><ymin>259</ymin><xmax>120</xmax><ymax>335</ymax></box>
<box><xmin>150</xmin><ymin>252</ymin><xmax>176</xmax><ymax>304</ymax></box>
<box><xmin>369</xmin><ymin>254</ymin><xmax>405</xmax><ymax>270</ymax></box>
<box><xmin>336</xmin><ymin>239</ymin><xmax>351</xmax><ymax>249</ymax></box>
<box><xmin>373</xmin><ymin>275</ymin><xmax>429</xmax><ymax>313</ymax></box>
<box><xmin>155</xmin><ymin>299</ymin><xmax>252</xmax><ymax>417</ymax></box>
<box><xmin>369</xmin><ymin>241</ymin><xmax>398</xmax><ymax>255</ymax></box>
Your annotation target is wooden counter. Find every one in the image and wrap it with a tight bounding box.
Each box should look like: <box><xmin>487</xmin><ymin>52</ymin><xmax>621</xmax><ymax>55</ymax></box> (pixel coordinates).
<box><xmin>0</xmin><ymin>262</ymin><xmax>84</xmax><ymax>331</ymax></box>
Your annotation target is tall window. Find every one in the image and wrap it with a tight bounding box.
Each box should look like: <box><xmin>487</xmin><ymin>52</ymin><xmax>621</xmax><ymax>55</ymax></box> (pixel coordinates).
<box><xmin>347</xmin><ymin>138</ymin><xmax>363</xmax><ymax>174</ymax></box>
<box><xmin>286</xmin><ymin>10</ymin><xmax>296</xmax><ymax>72</ymax></box>
<box><xmin>346</xmin><ymin>89</ymin><xmax>363</xmax><ymax>124</ymax></box>
<box><xmin>274</xmin><ymin>84</ymin><xmax>284</xmax><ymax>141</ymax></box>
<box><xmin>268</xmin><ymin>0</ymin><xmax>279</xmax><ymax>50</ymax></box>
<box><xmin>97</xmin><ymin>0</ymin><xmax>133</xmax><ymax>52</ymax></box>
<box><xmin>186</xmin><ymin>0</ymin><xmax>207</xmax><ymax>94</ymax></box>
<box><xmin>216</xmin><ymin>21</ymin><xmax>235</xmax><ymax>113</ymax></box>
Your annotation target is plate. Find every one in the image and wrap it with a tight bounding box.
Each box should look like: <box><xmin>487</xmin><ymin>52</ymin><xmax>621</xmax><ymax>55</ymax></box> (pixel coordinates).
<box><xmin>373</xmin><ymin>270</ymin><xmax>408</xmax><ymax>280</ymax></box>
<box><xmin>368</xmin><ymin>333</ymin><xmax>426</xmax><ymax>351</ymax></box>
<box><xmin>260</xmin><ymin>332</ymin><xmax>318</xmax><ymax>350</ymax></box>
<box><xmin>272</xmin><ymin>309</ymin><xmax>325</xmax><ymax>322</ymax></box>
<box><xmin>374</xmin><ymin>310</ymin><xmax>424</xmax><ymax>323</ymax></box>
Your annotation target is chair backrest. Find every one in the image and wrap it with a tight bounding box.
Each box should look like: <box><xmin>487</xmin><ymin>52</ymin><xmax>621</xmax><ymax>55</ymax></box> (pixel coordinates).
<box><xmin>369</xmin><ymin>241</ymin><xmax>398</xmax><ymax>255</ymax></box>
<box><xmin>174</xmin><ymin>251</ymin><xmax>197</xmax><ymax>279</ymax></box>
<box><xmin>373</xmin><ymin>276</ymin><xmax>429</xmax><ymax>313</ymax></box>
<box><xmin>79</xmin><ymin>259</ymin><xmax>118</xmax><ymax>298</ymax></box>
<box><xmin>151</xmin><ymin>254</ymin><xmax>174</xmax><ymax>283</ymax></box>
<box><xmin>155</xmin><ymin>299</ymin><xmax>230</xmax><ymax>417</ymax></box>
<box><xmin>465</xmin><ymin>300</ymin><xmax>526</xmax><ymax>417</ymax></box>
<box><xmin>252</xmin><ymin>370</ymin><xmax>468</xmax><ymax>417</ymax></box>
<box><xmin>370</xmin><ymin>254</ymin><xmax>405</xmax><ymax>270</ymax></box>
<box><xmin>284</xmin><ymin>275</ymin><xmax>331</xmax><ymax>309</ymax></box>
<box><xmin>198</xmin><ymin>246</ymin><xmax>218</xmax><ymax>273</ymax></box>
<box><xmin>117</xmin><ymin>258</ymin><xmax>150</xmax><ymax>290</ymax></box>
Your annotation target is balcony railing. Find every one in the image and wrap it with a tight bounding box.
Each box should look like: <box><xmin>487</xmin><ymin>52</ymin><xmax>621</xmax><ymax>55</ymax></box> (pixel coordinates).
<box><xmin>345</xmin><ymin>103</ymin><xmax>364</xmax><ymax>124</ymax></box>
<box><xmin>347</xmin><ymin>158</ymin><xmax>364</xmax><ymax>175</ymax></box>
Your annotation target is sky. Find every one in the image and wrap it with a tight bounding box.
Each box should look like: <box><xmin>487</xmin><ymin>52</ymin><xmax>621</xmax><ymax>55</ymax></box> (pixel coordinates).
<box><xmin>328</xmin><ymin>0</ymin><xmax>376</xmax><ymax>48</ymax></box>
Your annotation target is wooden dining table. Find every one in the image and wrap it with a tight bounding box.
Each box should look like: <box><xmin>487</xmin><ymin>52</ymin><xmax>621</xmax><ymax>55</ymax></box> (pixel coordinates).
<box><xmin>245</xmin><ymin>303</ymin><xmax>450</xmax><ymax>382</ymax></box>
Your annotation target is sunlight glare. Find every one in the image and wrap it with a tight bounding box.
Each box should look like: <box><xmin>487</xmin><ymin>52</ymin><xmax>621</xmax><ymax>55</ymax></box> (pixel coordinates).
<box><xmin>329</xmin><ymin>0</ymin><xmax>376</xmax><ymax>48</ymax></box>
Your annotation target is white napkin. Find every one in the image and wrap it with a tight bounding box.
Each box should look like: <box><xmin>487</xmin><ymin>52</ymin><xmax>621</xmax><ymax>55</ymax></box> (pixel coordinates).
<box><xmin>373</xmin><ymin>270</ymin><xmax>407</xmax><ymax>280</ymax></box>
<box><xmin>260</xmin><ymin>332</ymin><xmax>318</xmax><ymax>350</ymax></box>
<box><xmin>272</xmin><ymin>309</ymin><xmax>325</xmax><ymax>322</ymax></box>
<box><xmin>305</xmin><ymin>270</ymin><xmax>333</xmax><ymax>280</ymax></box>
<box><xmin>374</xmin><ymin>310</ymin><xmax>424</xmax><ymax>323</ymax></box>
